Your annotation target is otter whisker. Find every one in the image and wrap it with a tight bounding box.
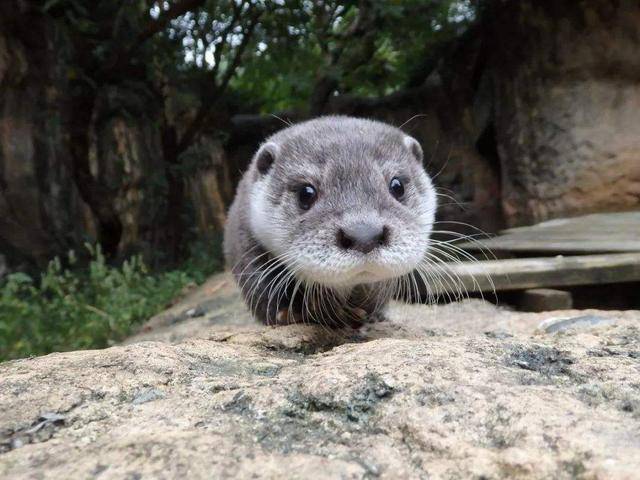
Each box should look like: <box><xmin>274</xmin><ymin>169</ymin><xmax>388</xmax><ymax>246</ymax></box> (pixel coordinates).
<box><xmin>269</xmin><ymin>113</ymin><xmax>293</xmax><ymax>127</ymax></box>
<box><xmin>246</xmin><ymin>252</ymin><xmax>298</xmax><ymax>320</ymax></box>
<box><xmin>264</xmin><ymin>261</ymin><xmax>298</xmax><ymax>321</ymax></box>
<box><xmin>429</xmin><ymin>145</ymin><xmax>453</xmax><ymax>182</ymax></box>
<box><xmin>429</xmin><ymin>243</ymin><xmax>496</xmax><ymax>301</ymax></box>
<box><xmin>415</xmin><ymin>262</ymin><xmax>451</xmax><ymax>304</ymax></box>
<box><xmin>420</xmin><ymin>252</ymin><xmax>467</xmax><ymax>302</ymax></box>
<box><xmin>397</xmin><ymin>113</ymin><xmax>428</xmax><ymax>130</ymax></box>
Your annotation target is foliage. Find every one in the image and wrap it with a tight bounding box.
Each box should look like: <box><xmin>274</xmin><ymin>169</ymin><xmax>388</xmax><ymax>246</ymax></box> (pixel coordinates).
<box><xmin>47</xmin><ymin>0</ymin><xmax>476</xmax><ymax>118</ymax></box>
<box><xmin>231</xmin><ymin>0</ymin><xmax>477</xmax><ymax>112</ymax></box>
<box><xmin>0</xmin><ymin>242</ymin><xmax>222</xmax><ymax>362</ymax></box>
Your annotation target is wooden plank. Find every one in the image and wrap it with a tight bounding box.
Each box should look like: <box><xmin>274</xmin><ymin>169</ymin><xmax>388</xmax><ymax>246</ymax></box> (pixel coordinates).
<box><xmin>461</xmin><ymin>239</ymin><xmax>640</xmax><ymax>254</ymax></box>
<box><xmin>518</xmin><ymin>288</ymin><xmax>573</xmax><ymax>312</ymax></box>
<box><xmin>458</xmin><ymin>212</ymin><xmax>640</xmax><ymax>254</ymax></box>
<box><xmin>432</xmin><ymin>253</ymin><xmax>640</xmax><ymax>294</ymax></box>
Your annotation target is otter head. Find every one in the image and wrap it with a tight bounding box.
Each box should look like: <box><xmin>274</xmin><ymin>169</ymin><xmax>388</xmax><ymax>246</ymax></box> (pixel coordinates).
<box><xmin>248</xmin><ymin>116</ymin><xmax>437</xmax><ymax>289</ymax></box>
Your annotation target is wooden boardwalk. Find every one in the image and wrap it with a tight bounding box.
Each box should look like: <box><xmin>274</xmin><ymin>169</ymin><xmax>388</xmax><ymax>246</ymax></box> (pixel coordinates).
<box><xmin>443</xmin><ymin>212</ymin><xmax>640</xmax><ymax>298</ymax></box>
<box><xmin>459</xmin><ymin>212</ymin><xmax>640</xmax><ymax>254</ymax></box>
<box><xmin>441</xmin><ymin>252</ymin><xmax>640</xmax><ymax>294</ymax></box>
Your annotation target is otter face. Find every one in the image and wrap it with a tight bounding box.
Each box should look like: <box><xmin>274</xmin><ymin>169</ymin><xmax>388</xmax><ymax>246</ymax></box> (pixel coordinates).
<box><xmin>249</xmin><ymin>117</ymin><xmax>437</xmax><ymax>289</ymax></box>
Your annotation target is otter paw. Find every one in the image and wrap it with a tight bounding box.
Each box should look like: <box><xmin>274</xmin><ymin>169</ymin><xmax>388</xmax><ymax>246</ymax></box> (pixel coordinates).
<box><xmin>333</xmin><ymin>306</ymin><xmax>368</xmax><ymax>329</ymax></box>
<box><xmin>275</xmin><ymin>308</ymin><xmax>304</xmax><ymax>325</ymax></box>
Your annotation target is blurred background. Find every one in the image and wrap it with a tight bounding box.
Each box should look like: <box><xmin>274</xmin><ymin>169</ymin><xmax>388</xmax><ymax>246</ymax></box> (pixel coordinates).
<box><xmin>1</xmin><ymin>0</ymin><xmax>639</xmax><ymax>359</ymax></box>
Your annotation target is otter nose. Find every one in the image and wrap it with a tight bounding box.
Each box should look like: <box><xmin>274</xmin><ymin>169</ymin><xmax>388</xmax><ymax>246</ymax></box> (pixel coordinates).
<box><xmin>337</xmin><ymin>222</ymin><xmax>389</xmax><ymax>254</ymax></box>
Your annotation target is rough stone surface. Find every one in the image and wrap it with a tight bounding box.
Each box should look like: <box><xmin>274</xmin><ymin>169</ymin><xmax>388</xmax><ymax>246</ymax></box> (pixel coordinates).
<box><xmin>489</xmin><ymin>1</ymin><xmax>640</xmax><ymax>226</ymax></box>
<box><xmin>1</xmin><ymin>272</ymin><xmax>639</xmax><ymax>479</ymax></box>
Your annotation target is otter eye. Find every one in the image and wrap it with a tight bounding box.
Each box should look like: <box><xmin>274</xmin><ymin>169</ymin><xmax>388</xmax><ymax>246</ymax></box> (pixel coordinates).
<box><xmin>297</xmin><ymin>184</ymin><xmax>317</xmax><ymax>210</ymax></box>
<box><xmin>389</xmin><ymin>177</ymin><xmax>405</xmax><ymax>200</ymax></box>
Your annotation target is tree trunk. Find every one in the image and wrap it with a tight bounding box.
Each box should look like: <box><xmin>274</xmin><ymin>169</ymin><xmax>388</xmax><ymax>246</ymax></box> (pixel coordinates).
<box><xmin>0</xmin><ymin>1</ymin><xmax>89</xmax><ymax>268</ymax></box>
<box><xmin>161</xmin><ymin>124</ymin><xmax>185</xmax><ymax>263</ymax></box>
<box><xmin>64</xmin><ymin>86</ymin><xmax>123</xmax><ymax>258</ymax></box>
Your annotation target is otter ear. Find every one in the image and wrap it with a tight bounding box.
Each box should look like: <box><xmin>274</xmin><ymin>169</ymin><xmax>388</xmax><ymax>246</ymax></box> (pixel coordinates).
<box><xmin>255</xmin><ymin>142</ymin><xmax>279</xmax><ymax>175</ymax></box>
<box><xmin>403</xmin><ymin>136</ymin><xmax>423</xmax><ymax>164</ymax></box>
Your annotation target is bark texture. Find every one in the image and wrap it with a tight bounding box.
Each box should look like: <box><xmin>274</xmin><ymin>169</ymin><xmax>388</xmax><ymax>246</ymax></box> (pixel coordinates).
<box><xmin>0</xmin><ymin>2</ymin><xmax>86</xmax><ymax>267</ymax></box>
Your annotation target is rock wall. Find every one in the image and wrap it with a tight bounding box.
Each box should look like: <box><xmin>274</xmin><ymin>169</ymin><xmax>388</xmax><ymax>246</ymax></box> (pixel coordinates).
<box><xmin>488</xmin><ymin>0</ymin><xmax>640</xmax><ymax>226</ymax></box>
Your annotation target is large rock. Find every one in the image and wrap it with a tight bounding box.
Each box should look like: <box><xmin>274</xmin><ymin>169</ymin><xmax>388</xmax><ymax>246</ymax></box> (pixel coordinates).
<box><xmin>488</xmin><ymin>1</ymin><xmax>640</xmax><ymax>226</ymax></box>
<box><xmin>1</xmin><ymin>273</ymin><xmax>639</xmax><ymax>479</ymax></box>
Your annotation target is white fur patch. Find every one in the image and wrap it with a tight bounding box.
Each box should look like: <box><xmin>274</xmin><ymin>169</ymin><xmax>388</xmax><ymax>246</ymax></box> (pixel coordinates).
<box><xmin>249</xmin><ymin>178</ymin><xmax>286</xmax><ymax>256</ymax></box>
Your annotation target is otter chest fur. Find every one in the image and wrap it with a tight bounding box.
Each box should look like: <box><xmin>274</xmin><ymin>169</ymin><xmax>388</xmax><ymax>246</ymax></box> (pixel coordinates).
<box><xmin>224</xmin><ymin>116</ymin><xmax>437</xmax><ymax>327</ymax></box>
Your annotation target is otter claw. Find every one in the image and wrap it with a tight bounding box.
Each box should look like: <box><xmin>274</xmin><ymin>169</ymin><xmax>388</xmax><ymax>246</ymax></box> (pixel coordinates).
<box><xmin>350</xmin><ymin>307</ymin><xmax>368</xmax><ymax>320</ymax></box>
<box><xmin>276</xmin><ymin>309</ymin><xmax>303</xmax><ymax>325</ymax></box>
<box><xmin>276</xmin><ymin>309</ymin><xmax>288</xmax><ymax>324</ymax></box>
<box><xmin>338</xmin><ymin>307</ymin><xmax>367</xmax><ymax>329</ymax></box>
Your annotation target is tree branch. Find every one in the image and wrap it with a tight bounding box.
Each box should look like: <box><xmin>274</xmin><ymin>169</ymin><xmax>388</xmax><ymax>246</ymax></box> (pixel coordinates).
<box><xmin>176</xmin><ymin>8</ymin><xmax>263</xmax><ymax>154</ymax></box>
<box><xmin>308</xmin><ymin>0</ymin><xmax>378</xmax><ymax>115</ymax></box>
<box><xmin>136</xmin><ymin>0</ymin><xmax>208</xmax><ymax>48</ymax></box>
<box><xmin>98</xmin><ymin>0</ymin><xmax>209</xmax><ymax>82</ymax></box>
<box><xmin>217</xmin><ymin>10</ymin><xmax>261</xmax><ymax>93</ymax></box>
<box><xmin>210</xmin><ymin>0</ymin><xmax>245</xmax><ymax>78</ymax></box>
<box><xmin>405</xmin><ymin>23</ymin><xmax>481</xmax><ymax>89</ymax></box>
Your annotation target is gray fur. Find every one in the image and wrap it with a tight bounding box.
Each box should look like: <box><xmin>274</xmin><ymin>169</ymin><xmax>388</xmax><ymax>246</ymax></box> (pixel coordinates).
<box><xmin>224</xmin><ymin>116</ymin><xmax>437</xmax><ymax>327</ymax></box>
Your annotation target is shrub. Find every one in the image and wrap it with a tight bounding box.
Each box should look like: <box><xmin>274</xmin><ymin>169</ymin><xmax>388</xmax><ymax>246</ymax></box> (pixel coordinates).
<box><xmin>0</xmin><ymin>242</ymin><xmax>222</xmax><ymax>362</ymax></box>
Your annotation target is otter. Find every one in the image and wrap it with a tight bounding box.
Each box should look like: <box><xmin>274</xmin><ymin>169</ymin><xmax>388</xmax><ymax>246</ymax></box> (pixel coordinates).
<box><xmin>224</xmin><ymin>116</ymin><xmax>437</xmax><ymax>327</ymax></box>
